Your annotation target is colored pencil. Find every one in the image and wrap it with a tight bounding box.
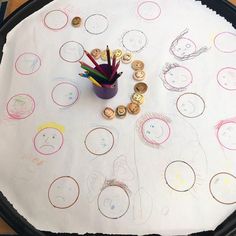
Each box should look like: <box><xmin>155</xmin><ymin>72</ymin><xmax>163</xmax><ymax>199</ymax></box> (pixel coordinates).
<box><xmin>88</xmin><ymin>76</ymin><xmax>102</xmax><ymax>87</ymax></box>
<box><xmin>111</xmin><ymin>55</ymin><xmax>116</xmax><ymax>74</ymax></box>
<box><xmin>109</xmin><ymin>60</ymin><xmax>120</xmax><ymax>81</ymax></box>
<box><xmin>84</xmin><ymin>50</ymin><xmax>108</xmax><ymax>77</ymax></box>
<box><xmin>106</xmin><ymin>45</ymin><xmax>111</xmax><ymax>68</ymax></box>
<box><xmin>81</xmin><ymin>64</ymin><xmax>108</xmax><ymax>81</ymax></box>
<box><xmin>110</xmin><ymin>72</ymin><xmax>123</xmax><ymax>84</ymax></box>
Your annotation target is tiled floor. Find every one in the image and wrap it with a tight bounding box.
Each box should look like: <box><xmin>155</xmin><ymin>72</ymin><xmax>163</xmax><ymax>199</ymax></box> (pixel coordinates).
<box><xmin>0</xmin><ymin>0</ymin><xmax>236</xmax><ymax>235</ymax></box>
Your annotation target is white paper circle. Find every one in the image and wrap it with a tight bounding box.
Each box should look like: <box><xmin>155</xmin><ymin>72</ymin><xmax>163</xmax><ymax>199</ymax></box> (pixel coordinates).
<box><xmin>85</xmin><ymin>14</ymin><xmax>109</xmax><ymax>35</ymax></box>
<box><xmin>98</xmin><ymin>185</ymin><xmax>130</xmax><ymax>219</ymax></box>
<box><xmin>44</xmin><ymin>10</ymin><xmax>68</xmax><ymax>30</ymax></box>
<box><xmin>137</xmin><ymin>1</ymin><xmax>161</xmax><ymax>20</ymax></box>
<box><xmin>85</xmin><ymin>127</ymin><xmax>114</xmax><ymax>155</ymax></box>
<box><xmin>51</xmin><ymin>82</ymin><xmax>79</xmax><ymax>107</ymax></box>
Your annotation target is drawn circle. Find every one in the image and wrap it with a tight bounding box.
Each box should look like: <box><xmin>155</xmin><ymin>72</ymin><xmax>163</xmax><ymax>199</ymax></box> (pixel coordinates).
<box><xmin>141</xmin><ymin>118</ymin><xmax>171</xmax><ymax>145</ymax></box>
<box><xmin>164</xmin><ymin>161</ymin><xmax>196</xmax><ymax>192</ymax></box>
<box><xmin>214</xmin><ymin>32</ymin><xmax>236</xmax><ymax>53</ymax></box>
<box><xmin>6</xmin><ymin>94</ymin><xmax>35</xmax><ymax>120</ymax></box>
<box><xmin>51</xmin><ymin>82</ymin><xmax>79</xmax><ymax>107</ymax></box>
<box><xmin>97</xmin><ymin>185</ymin><xmax>130</xmax><ymax>219</ymax></box>
<box><xmin>217</xmin><ymin>121</ymin><xmax>236</xmax><ymax>150</ymax></box>
<box><xmin>84</xmin><ymin>14</ymin><xmax>109</xmax><ymax>35</ymax></box>
<box><xmin>171</xmin><ymin>38</ymin><xmax>197</xmax><ymax>58</ymax></box>
<box><xmin>137</xmin><ymin>1</ymin><xmax>161</xmax><ymax>20</ymax></box>
<box><xmin>176</xmin><ymin>93</ymin><xmax>205</xmax><ymax>118</ymax></box>
<box><xmin>164</xmin><ymin>66</ymin><xmax>193</xmax><ymax>89</ymax></box>
<box><xmin>84</xmin><ymin>127</ymin><xmax>114</xmax><ymax>155</ymax></box>
<box><xmin>34</xmin><ymin>127</ymin><xmax>64</xmax><ymax>155</ymax></box>
<box><xmin>217</xmin><ymin>67</ymin><xmax>236</xmax><ymax>91</ymax></box>
<box><xmin>48</xmin><ymin>176</ymin><xmax>80</xmax><ymax>209</ymax></box>
<box><xmin>209</xmin><ymin>172</ymin><xmax>236</xmax><ymax>205</ymax></box>
<box><xmin>15</xmin><ymin>53</ymin><xmax>41</xmax><ymax>75</ymax></box>
<box><xmin>59</xmin><ymin>41</ymin><xmax>84</xmax><ymax>63</ymax></box>
<box><xmin>44</xmin><ymin>10</ymin><xmax>68</xmax><ymax>30</ymax></box>
<box><xmin>122</xmin><ymin>30</ymin><xmax>147</xmax><ymax>52</ymax></box>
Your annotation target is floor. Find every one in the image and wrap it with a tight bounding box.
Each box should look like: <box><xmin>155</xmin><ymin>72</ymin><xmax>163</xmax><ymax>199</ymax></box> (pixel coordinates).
<box><xmin>0</xmin><ymin>0</ymin><xmax>236</xmax><ymax>234</ymax></box>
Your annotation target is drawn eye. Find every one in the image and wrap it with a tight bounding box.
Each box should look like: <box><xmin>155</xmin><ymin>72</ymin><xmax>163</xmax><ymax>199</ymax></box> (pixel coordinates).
<box><xmin>52</xmin><ymin>136</ymin><xmax>55</xmax><ymax>139</ymax></box>
<box><xmin>43</xmin><ymin>134</ymin><xmax>46</xmax><ymax>137</ymax></box>
<box><xmin>186</xmin><ymin>44</ymin><xmax>191</xmax><ymax>48</ymax></box>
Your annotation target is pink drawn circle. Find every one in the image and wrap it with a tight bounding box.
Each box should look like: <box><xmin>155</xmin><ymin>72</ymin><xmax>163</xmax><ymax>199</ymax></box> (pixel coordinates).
<box><xmin>137</xmin><ymin>1</ymin><xmax>161</xmax><ymax>21</ymax></box>
<box><xmin>217</xmin><ymin>121</ymin><xmax>236</xmax><ymax>150</ymax></box>
<box><xmin>48</xmin><ymin>176</ymin><xmax>80</xmax><ymax>209</ymax></box>
<box><xmin>44</xmin><ymin>10</ymin><xmax>68</xmax><ymax>30</ymax></box>
<box><xmin>15</xmin><ymin>53</ymin><xmax>41</xmax><ymax>75</ymax></box>
<box><xmin>171</xmin><ymin>37</ymin><xmax>197</xmax><ymax>58</ymax></box>
<box><xmin>164</xmin><ymin>66</ymin><xmax>193</xmax><ymax>89</ymax></box>
<box><xmin>141</xmin><ymin>117</ymin><xmax>171</xmax><ymax>145</ymax></box>
<box><xmin>217</xmin><ymin>67</ymin><xmax>236</xmax><ymax>91</ymax></box>
<box><xmin>51</xmin><ymin>82</ymin><xmax>79</xmax><ymax>107</ymax></box>
<box><xmin>33</xmin><ymin>127</ymin><xmax>64</xmax><ymax>155</ymax></box>
<box><xmin>214</xmin><ymin>32</ymin><xmax>236</xmax><ymax>53</ymax></box>
<box><xmin>59</xmin><ymin>41</ymin><xmax>84</xmax><ymax>63</ymax></box>
<box><xmin>6</xmin><ymin>94</ymin><xmax>35</xmax><ymax>120</ymax></box>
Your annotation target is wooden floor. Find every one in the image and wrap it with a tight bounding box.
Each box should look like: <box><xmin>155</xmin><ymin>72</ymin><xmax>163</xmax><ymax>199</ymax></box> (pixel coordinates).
<box><xmin>0</xmin><ymin>0</ymin><xmax>236</xmax><ymax>234</ymax></box>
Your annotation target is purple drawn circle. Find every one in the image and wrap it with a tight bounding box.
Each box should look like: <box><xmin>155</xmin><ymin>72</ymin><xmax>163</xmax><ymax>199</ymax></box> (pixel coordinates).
<box><xmin>15</xmin><ymin>53</ymin><xmax>41</xmax><ymax>75</ymax></box>
<box><xmin>209</xmin><ymin>172</ymin><xmax>236</xmax><ymax>205</ymax></box>
<box><xmin>51</xmin><ymin>82</ymin><xmax>79</xmax><ymax>107</ymax></box>
<box><xmin>141</xmin><ymin>117</ymin><xmax>171</xmax><ymax>145</ymax></box>
<box><xmin>6</xmin><ymin>94</ymin><xmax>35</xmax><ymax>120</ymax></box>
<box><xmin>217</xmin><ymin>121</ymin><xmax>236</xmax><ymax>150</ymax></box>
<box><xmin>217</xmin><ymin>67</ymin><xmax>236</xmax><ymax>91</ymax></box>
<box><xmin>44</xmin><ymin>10</ymin><xmax>68</xmax><ymax>30</ymax></box>
<box><xmin>33</xmin><ymin>127</ymin><xmax>64</xmax><ymax>155</ymax></box>
<box><xmin>59</xmin><ymin>41</ymin><xmax>84</xmax><ymax>63</ymax></box>
<box><xmin>48</xmin><ymin>176</ymin><xmax>80</xmax><ymax>209</ymax></box>
<box><xmin>214</xmin><ymin>32</ymin><xmax>236</xmax><ymax>53</ymax></box>
<box><xmin>137</xmin><ymin>1</ymin><xmax>161</xmax><ymax>21</ymax></box>
<box><xmin>164</xmin><ymin>66</ymin><xmax>193</xmax><ymax>89</ymax></box>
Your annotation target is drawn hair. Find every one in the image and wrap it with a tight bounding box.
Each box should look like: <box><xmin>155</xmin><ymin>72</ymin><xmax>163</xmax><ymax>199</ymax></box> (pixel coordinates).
<box><xmin>170</xmin><ymin>28</ymin><xmax>209</xmax><ymax>61</ymax></box>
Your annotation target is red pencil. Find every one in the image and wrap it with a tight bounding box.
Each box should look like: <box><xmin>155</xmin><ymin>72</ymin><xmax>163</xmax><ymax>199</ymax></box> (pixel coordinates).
<box><xmin>112</xmin><ymin>55</ymin><xmax>116</xmax><ymax>73</ymax></box>
<box><xmin>106</xmin><ymin>45</ymin><xmax>111</xmax><ymax>68</ymax></box>
<box><xmin>109</xmin><ymin>60</ymin><xmax>120</xmax><ymax>81</ymax></box>
<box><xmin>84</xmin><ymin>50</ymin><xmax>108</xmax><ymax>77</ymax></box>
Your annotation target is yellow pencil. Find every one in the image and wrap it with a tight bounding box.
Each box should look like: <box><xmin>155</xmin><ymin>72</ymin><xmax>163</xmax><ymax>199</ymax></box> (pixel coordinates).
<box><xmin>88</xmin><ymin>76</ymin><xmax>102</xmax><ymax>87</ymax></box>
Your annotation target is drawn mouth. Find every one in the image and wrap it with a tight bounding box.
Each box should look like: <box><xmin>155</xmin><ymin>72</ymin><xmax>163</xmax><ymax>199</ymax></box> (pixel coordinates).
<box><xmin>40</xmin><ymin>144</ymin><xmax>54</xmax><ymax>150</ymax></box>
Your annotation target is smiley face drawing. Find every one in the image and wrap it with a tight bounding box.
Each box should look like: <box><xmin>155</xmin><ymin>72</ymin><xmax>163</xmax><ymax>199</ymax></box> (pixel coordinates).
<box><xmin>6</xmin><ymin>94</ymin><xmax>35</xmax><ymax>119</ymax></box>
<box><xmin>217</xmin><ymin>121</ymin><xmax>236</xmax><ymax>150</ymax></box>
<box><xmin>170</xmin><ymin>29</ymin><xmax>208</xmax><ymax>61</ymax></box>
<box><xmin>51</xmin><ymin>82</ymin><xmax>79</xmax><ymax>107</ymax></box>
<box><xmin>34</xmin><ymin>122</ymin><xmax>64</xmax><ymax>155</ymax></box>
<box><xmin>137</xmin><ymin>113</ymin><xmax>171</xmax><ymax>148</ymax></box>
<box><xmin>48</xmin><ymin>176</ymin><xmax>80</xmax><ymax>209</ymax></box>
<box><xmin>209</xmin><ymin>172</ymin><xmax>236</xmax><ymax>205</ymax></box>
<box><xmin>97</xmin><ymin>185</ymin><xmax>130</xmax><ymax>219</ymax></box>
<box><xmin>162</xmin><ymin>63</ymin><xmax>193</xmax><ymax>91</ymax></box>
<box><xmin>217</xmin><ymin>67</ymin><xmax>236</xmax><ymax>91</ymax></box>
<box><xmin>122</xmin><ymin>30</ymin><xmax>147</xmax><ymax>52</ymax></box>
<box><xmin>176</xmin><ymin>93</ymin><xmax>205</xmax><ymax>118</ymax></box>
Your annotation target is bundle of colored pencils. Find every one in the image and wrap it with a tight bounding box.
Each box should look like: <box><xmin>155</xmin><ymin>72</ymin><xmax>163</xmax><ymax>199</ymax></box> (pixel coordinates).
<box><xmin>79</xmin><ymin>46</ymin><xmax>122</xmax><ymax>88</ymax></box>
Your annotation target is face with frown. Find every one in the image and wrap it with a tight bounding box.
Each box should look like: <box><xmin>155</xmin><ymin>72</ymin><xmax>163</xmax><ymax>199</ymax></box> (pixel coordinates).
<box><xmin>34</xmin><ymin>127</ymin><xmax>64</xmax><ymax>155</ymax></box>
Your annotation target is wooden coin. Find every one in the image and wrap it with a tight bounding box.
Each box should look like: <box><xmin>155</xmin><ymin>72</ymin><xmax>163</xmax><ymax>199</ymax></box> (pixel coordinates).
<box><xmin>133</xmin><ymin>70</ymin><xmax>146</xmax><ymax>81</ymax></box>
<box><xmin>116</xmin><ymin>105</ymin><xmax>127</xmax><ymax>118</ymax></box>
<box><xmin>71</xmin><ymin>17</ymin><xmax>82</xmax><ymax>27</ymax></box>
<box><xmin>131</xmin><ymin>93</ymin><xmax>144</xmax><ymax>105</ymax></box>
<box><xmin>91</xmin><ymin>48</ymin><xmax>101</xmax><ymax>60</ymax></box>
<box><xmin>113</xmin><ymin>49</ymin><xmax>123</xmax><ymax>60</ymax></box>
<box><xmin>131</xmin><ymin>60</ymin><xmax>144</xmax><ymax>71</ymax></box>
<box><xmin>127</xmin><ymin>103</ymin><xmax>141</xmax><ymax>115</ymax></box>
<box><xmin>101</xmin><ymin>49</ymin><xmax>113</xmax><ymax>61</ymax></box>
<box><xmin>102</xmin><ymin>107</ymin><xmax>115</xmax><ymax>120</ymax></box>
<box><xmin>134</xmin><ymin>82</ymin><xmax>148</xmax><ymax>94</ymax></box>
<box><xmin>121</xmin><ymin>52</ymin><xmax>133</xmax><ymax>64</ymax></box>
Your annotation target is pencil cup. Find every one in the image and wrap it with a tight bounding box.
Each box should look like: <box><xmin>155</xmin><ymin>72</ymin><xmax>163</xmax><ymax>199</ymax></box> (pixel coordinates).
<box><xmin>92</xmin><ymin>64</ymin><xmax>118</xmax><ymax>99</ymax></box>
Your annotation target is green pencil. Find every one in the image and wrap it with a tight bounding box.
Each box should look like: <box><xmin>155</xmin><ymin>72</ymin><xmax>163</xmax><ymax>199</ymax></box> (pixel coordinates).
<box><xmin>81</xmin><ymin>65</ymin><xmax>109</xmax><ymax>81</ymax></box>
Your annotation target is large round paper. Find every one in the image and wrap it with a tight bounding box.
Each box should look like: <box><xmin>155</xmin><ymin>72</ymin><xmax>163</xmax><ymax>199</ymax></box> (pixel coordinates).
<box><xmin>0</xmin><ymin>0</ymin><xmax>235</xmax><ymax>235</ymax></box>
